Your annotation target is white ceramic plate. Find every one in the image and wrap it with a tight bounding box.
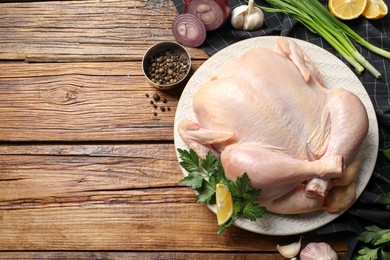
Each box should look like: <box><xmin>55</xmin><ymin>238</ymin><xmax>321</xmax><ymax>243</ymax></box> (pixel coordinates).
<box><xmin>173</xmin><ymin>36</ymin><xmax>378</xmax><ymax>235</ymax></box>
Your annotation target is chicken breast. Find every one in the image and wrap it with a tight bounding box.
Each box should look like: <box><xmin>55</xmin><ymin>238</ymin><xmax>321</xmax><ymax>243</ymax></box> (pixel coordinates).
<box><xmin>178</xmin><ymin>37</ymin><xmax>368</xmax><ymax>214</ymax></box>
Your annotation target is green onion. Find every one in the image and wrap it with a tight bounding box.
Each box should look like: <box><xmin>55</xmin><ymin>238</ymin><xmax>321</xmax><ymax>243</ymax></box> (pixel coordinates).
<box><xmin>252</xmin><ymin>0</ymin><xmax>390</xmax><ymax>79</ymax></box>
<box><xmin>309</xmin><ymin>0</ymin><xmax>390</xmax><ymax>60</ymax></box>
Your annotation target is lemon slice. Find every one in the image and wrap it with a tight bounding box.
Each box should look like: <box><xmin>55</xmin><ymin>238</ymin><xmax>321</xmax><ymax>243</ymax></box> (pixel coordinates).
<box><xmin>362</xmin><ymin>0</ymin><xmax>388</xmax><ymax>19</ymax></box>
<box><xmin>216</xmin><ymin>183</ymin><xmax>233</xmax><ymax>225</ymax></box>
<box><xmin>328</xmin><ymin>0</ymin><xmax>368</xmax><ymax>20</ymax></box>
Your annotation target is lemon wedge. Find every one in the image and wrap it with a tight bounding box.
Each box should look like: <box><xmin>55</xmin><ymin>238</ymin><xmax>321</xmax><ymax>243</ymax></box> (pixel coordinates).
<box><xmin>363</xmin><ymin>0</ymin><xmax>388</xmax><ymax>19</ymax></box>
<box><xmin>328</xmin><ymin>0</ymin><xmax>368</xmax><ymax>20</ymax></box>
<box><xmin>216</xmin><ymin>183</ymin><xmax>233</xmax><ymax>226</ymax></box>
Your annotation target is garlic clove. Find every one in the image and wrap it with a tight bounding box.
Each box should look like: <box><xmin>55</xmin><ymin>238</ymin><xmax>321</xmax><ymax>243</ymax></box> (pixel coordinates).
<box><xmin>243</xmin><ymin>7</ymin><xmax>264</xmax><ymax>30</ymax></box>
<box><xmin>232</xmin><ymin>5</ymin><xmax>249</xmax><ymax>15</ymax></box>
<box><xmin>231</xmin><ymin>5</ymin><xmax>248</xmax><ymax>29</ymax></box>
<box><xmin>230</xmin><ymin>0</ymin><xmax>264</xmax><ymax>31</ymax></box>
<box><xmin>300</xmin><ymin>242</ymin><xmax>338</xmax><ymax>260</ymax></box>
<box><xmin>276</xmin><ymin>237</ymin><xmax>302</xmax><ymax>258</ymax></box>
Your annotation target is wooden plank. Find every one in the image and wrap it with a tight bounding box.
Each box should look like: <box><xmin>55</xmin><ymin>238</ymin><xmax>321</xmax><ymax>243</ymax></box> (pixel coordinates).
<box><xmin>0</xmin><ymin>144</ymin><xmax>182</xmax><ymax>197</ymax></box>
<box><xmin>0</xmin><ymin>195</ymin><xmax>294</xmax><ymax>251</ymax></box>
<box><xmin>0</xmin><ymin>0</ymin><xmax>208</xmax><ymax>61</ymax></box>
<box><xmin>0</xmin><ymin>252</ymin><xmax>349</xmax><ymax>259</ymax></box>
<box><xmin>0</xmin><ymin>200</ymin><xmax>350</xmax><ymax>251</ymax></box>
<box><xmin>0</xmin><ymin>144</ymin><xmax>348</xmax><ymax>251</ymax></box>
<box><xmin>0</xmin><ymin>60</ymin><xmax>204</xmax><ymax>141</ymax></box>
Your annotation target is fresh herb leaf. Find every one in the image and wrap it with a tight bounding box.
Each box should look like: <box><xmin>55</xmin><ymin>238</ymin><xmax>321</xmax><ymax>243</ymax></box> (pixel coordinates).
<box><xmin>355</xmin><ymin>247</ymin><xmax>379</xmax><ymax>260</ymax></box>
<box><xmin>197</xmin><ymin>177</ymin><xmax>216</xmax><ymax>204</ymax></box>
<box><xmin>356</xmin><ymin>225</ymin><xmax>390</xmax><ymax>260</ymax></box>
<box><xmin>243</xmin><ymin>188</ymin><xmax>261</xmax><ymax>202</ymax></box>
<box><xmin>178</xmin><ymin>148</ymin><xmax>266</xmax><ymax>234</ymax></box>
<box><xmin>358</xmin><ymin>225</ymin><xmax>383</xmax><ymax>244</ymax></box>
<box><xmin>177</xmin><ymin>148</ymin><xmax>201</xmax><ymax>173</ymax></box>
<box><xmin>179</xmin><ymin>172</ymin><xmax>204</xmax><ymax>190</ymax></box>
<box><xmin>226</xmin><ymin>179</ymin><xmax>240</xmax><ymax>198</ymax></box>
<box><xmin>382</xmin><ymin>193</ymin><xmax>390</xmax><ymax>204</ymax></box>
<box><xmin>381</xmin><ymin>192</ymin><xmax>390</xmax><ymax>210</ymax></box>
<box><xmin>235</xmin><ymin>172</ymin><xmax>252</xmax><ymax>196</ymax></box>
<box><xmin>238</xmin><ymin>173</ymin><xmax>257</xmax><ymax>198</ymax></box>
<box><xmin>358</xmin><ymin>225</ymin><xmax>390</xmax><ymax>246</ymax></box>
<box><xmin>375</xmin><ymin>230</ymin><xmax>390</xmax><ymax>246</ymax></box>
<box><xmin>380</xmin><ymin>147</ymin><xmax>390</xmax><ymax>161</ymax></box>
<box><xmin>381</xmin><ymin>249</ymin><xmax>390</xmax><ymax>260</ymax></box>
<box><xmin>202</xmin><ymin>151</ymin><xmax>219</xmax><ymax>176</ymax></box>
<box><xmin>226</xmin><ymin>173</ymin><xmax>266</xmax><ymax>222</ymax></box>
<box><xmin>355</xmin><ymin>193</ymin><xmax>390</xmax><ymax>259</ymax></box>
<box><xmin>227</xmin><ymin>173</ymin><xmax>257</xmax><ymax>199</ymax></box>
<box><xmin>215</xmin><ymin>159</ymin><xmax>226</xmax><ymax>184</ymax></box>
<box><xmin>243</xmin><ymin>202</ymin><xmax>266</xmax><ymax>221</ymax></box>
<box><xmin>232</xmin><ymin>201</ymin><xmax>242</xmax><ymax>219</ymax></box>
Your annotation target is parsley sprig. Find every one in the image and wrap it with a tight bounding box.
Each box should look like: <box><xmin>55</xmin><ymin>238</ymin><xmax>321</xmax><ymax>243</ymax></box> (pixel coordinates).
<box><xmin>356</xmin><ymin>226</ymin><xmax>390</xmax><ymax>260</ymax></box>
<box><xmin>355</xmin><ymin>192</ymin><xmax>390</xmax><ymax>260</ymax></box>
<box><xmin>177</xmin><ymin>148</ymin><xmax>266</xmax><ymax>234</ymax></box>
<box><xmin>381</xmin><ymin>193</ymin><xmax>390</xmax><ymax>211</ymax></box>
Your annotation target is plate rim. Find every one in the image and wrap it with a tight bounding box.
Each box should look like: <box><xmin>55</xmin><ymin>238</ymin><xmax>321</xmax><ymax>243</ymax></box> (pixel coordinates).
<box><xmin>173</xmin><ymin>36</ymin><xmax>379</xmax><ymax>235</ymax></box>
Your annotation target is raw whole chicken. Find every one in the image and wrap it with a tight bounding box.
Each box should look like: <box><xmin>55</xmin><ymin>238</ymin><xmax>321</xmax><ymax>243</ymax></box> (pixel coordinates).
<box><xmin>178</xmin><ymin>37</ymin><xmax>369</xmax><ymax>214</ymax></box>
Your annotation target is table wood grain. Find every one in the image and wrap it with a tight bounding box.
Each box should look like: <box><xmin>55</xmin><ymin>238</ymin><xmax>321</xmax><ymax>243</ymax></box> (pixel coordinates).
<box><xmin>0</xmin><ymin>0</ymin><xmax>349</xmax><ymax>258</ymax></box>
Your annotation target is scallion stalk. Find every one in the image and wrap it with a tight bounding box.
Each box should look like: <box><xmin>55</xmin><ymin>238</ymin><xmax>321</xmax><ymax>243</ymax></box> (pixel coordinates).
<box><xmin>308</xmin><ymin>0</ymin><xmax>390</xmax><ymax>60</ymax></box>
<box><xmin>252</xmin><ymin>0</ymin><xmax>386</xmax><ymax>78</ymax></box>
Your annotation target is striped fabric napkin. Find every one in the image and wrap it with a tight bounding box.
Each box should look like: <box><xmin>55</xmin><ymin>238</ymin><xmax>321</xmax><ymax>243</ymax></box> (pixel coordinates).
<box><xmin>172</xmin><ymin>0</ymin><xmax>390</xmax><ymax>258</ymax></box>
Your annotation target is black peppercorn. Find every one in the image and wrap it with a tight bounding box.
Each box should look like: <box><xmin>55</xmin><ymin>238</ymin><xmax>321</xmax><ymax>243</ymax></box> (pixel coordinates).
<box><xmin>146</xmin><ymin>50</ymin><xmax>189</xmax><ymax>86</ymax></box>
<box><xmin>153</xmin><ymin>93</ymin><xmax>160</xmax><ymax>102</ymax></box>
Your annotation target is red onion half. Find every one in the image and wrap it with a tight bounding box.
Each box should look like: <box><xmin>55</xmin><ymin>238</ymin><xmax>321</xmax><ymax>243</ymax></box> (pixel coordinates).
<box><xmin>184</xmin><ymin>0</ymin><xmax>230</xmax><ymax>31</ymax></box>
<box><xmin>172</xmin><ymin>14</ymin><xmax>206</xmax><ymax>48</ymax></box>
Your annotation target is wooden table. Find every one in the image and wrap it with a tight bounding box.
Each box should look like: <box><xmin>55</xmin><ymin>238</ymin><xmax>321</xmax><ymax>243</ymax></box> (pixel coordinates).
<box><xmin>0</xmin><ymin>0</ymin><xmax>349</xmax><ymax>258</ymax></box>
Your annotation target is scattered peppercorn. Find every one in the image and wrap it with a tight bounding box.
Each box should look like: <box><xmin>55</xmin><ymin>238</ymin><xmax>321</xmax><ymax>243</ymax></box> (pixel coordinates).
<box><xmin>153</xmin><ymin>93</ymin><xmax>160</xmax><ymax>102</ymax></box>
<box><xmin>146</xmin><ymin>50</ymin><xmax>189</xmax><ymax>86</ymax></box>
<box><xmin>145</xmin><ymin>92</ymin><xmax>172</xmax><ymax>117</ymax></box>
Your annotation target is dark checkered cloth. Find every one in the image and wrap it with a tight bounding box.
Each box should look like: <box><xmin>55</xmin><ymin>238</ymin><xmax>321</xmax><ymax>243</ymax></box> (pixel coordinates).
<box><xmin>173</xmin><ymin>0</ymin><xmax>390</xmax><ymax>258</ymax></box>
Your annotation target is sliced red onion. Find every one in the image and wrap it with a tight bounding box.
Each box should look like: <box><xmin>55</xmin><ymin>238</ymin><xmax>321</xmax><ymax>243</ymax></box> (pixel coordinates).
<box><xmin>184</xmin><ymin>0</ymin><xmax>230</xmax><ymax>31</ymax></box>
<box><xmin>172</xmin><ymin>14</ymin><xmax>206</xmax><ymax>48</ymax></box>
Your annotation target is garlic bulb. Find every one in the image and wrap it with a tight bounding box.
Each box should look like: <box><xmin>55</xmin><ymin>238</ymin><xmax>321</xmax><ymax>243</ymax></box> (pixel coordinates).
<box><xmin>300</xmin><ymin>242</ymin><xmax>338</xmax><ymax>260</ymax></box>
<box><xmin>276</xmin><ymin>237</ymin><xmax>302</xmax><ymax>259</ymax></box>
<box><xmin>231</xmin><ymin>0</ymin><xmax>264</xmax><ymax>30</ymax></box>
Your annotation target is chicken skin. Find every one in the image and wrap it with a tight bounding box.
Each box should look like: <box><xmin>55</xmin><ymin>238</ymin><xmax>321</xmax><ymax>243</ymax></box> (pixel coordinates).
<box><xmin>178</xmin><ymin>38</ymin><xmax>368</xmax><ymax>214</ymax></box>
